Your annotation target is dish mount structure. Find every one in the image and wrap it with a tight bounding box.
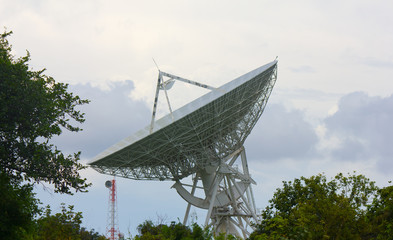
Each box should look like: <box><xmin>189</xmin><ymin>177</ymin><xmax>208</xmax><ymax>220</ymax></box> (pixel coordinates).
<box><xmin>89</xmin><ymin>60</ymin><xmax>278</xmax><ymax>238</ymax></box>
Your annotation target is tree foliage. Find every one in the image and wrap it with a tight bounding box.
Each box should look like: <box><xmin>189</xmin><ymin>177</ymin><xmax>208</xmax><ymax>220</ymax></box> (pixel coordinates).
<box><xmin>0</xmin><ymin>173</ymin><xmax>40</xmax><ymax>240</ymax></box>
<box><xmin>32</xmin><ymin>204</ymin><xmax>107</xmax><ymax>240</ymax></box>
<box><xmin>134</xmin><ymin>220</ymin><xmax>207</xmax><ymax>240</ymax></box>
<box><xmin>249</xmin><ymin>173</ymin><xmax>384</xmax><ymax>240</ymax></box>
<box><xmin>0</xmin><ymin>30</ymin><xmax>90</xmax><ymax>194</ymax></box>
<box><xmin>0</xmin><ymin>28</ymin><xmax>91</xmax><ymax>239</ymax></box>
<box><xmin>132</xmin><ymin>220</ymin><xmax>241</xmax><ymax>240</ymax></box>
<box><xmin>366</xmin><ymin>185</ymin><xmax>393</xmax><ymax>239</ymax></box>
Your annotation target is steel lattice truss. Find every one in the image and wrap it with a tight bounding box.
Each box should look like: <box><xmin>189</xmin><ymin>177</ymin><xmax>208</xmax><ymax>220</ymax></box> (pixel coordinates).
<box><xmin>89</xmin><ymin>61</ymin><xmax>277</xmax><ymax>181</ymax></box>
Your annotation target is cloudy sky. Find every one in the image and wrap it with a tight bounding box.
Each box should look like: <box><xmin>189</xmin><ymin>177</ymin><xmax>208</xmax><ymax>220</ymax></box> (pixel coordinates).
<box><xmin>2</xmin><ymin>0</ymin><xmax>393</xmax><ymax>236</ymax></box>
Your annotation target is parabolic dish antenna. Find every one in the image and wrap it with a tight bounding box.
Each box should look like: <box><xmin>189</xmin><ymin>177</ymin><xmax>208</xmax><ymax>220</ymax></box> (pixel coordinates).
<box><xmin>89</xmin><ymin>60</ymin><xmax>278</xmax><ymax>238</ymax></box>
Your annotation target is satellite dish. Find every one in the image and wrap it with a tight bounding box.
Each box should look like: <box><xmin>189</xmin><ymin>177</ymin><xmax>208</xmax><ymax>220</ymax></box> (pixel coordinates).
<box><xmin>159</xmin><ymin>79</ymin><xmax>175</xmax><ymax>90</ymax></box>
<box><xmin>105</xmin><ymin>180</ymin><xmax>112</xmax><ymax>188</ymax></box>
<box><xmin>89</xmin><ymin>60</ymin><xmax>278</xmax><ymax>238</ymax></box>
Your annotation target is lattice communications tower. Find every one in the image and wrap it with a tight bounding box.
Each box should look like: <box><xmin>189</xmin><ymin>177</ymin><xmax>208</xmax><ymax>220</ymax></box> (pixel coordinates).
<box><xmin>105</xmin><ymin>179</ymin><xmax>119</xmax><ymax>240</ymax></box>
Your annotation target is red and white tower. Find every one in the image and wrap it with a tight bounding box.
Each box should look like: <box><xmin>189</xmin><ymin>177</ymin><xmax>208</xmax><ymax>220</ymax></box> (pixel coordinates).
<box><xmin>105</xmin><ymin>178</ymin><xmax>119</xmax><ymax>240</ymax></box>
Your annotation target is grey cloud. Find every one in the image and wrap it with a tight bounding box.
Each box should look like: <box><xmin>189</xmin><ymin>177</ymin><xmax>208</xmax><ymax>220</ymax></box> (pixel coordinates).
<box><xmin>324</xmin><ymin>92</ymin><xmax>393</xmax><ymax>171</ymax></box>
<box><xmin>50</xmin><ymin>81</ymin><xmax>151</xmax><ymax>160</ymax></box>
<box><xmin>246</xmin><ymin>103</ymin><xmax>318</xmax><ymax>160</ymax></box>
<box><xmin>330</xmin><ymin>137</ymin><xmax>370</xmax><ymax>161</ymax></box>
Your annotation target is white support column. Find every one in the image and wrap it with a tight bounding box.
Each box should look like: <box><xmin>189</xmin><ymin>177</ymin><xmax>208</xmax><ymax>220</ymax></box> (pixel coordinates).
<box><xmin>229</xmin><ymin>218</ymin><xmax>249</xmax><ymax>239</ymax></box>
<box><xmin>176</xmin><ymin>146</ymin><xmax>260</xmax><ymax>238</ymax></box>
<box><xmin>149</xmin><ymin>72</ymin><xmax>162</xmax><ymax>133</ymax></box>
<box><xmin>204</xmin><ymin>175</ymin><xmax>222</xmax><ymax>226</ymax></box>
<box><xmin>230</xmin><ymin>178</ymin><xmax>258</xmax><ymax>221</ymax></box>
<box><xmin>163</xmin><ymin>86</ymin><xmax>174</xmax><ymax>121</ymax></box>
<box><xmin>183</xmin><ymin>174</ymin><xmax>199</xmax><ymax>225</ymax></box>
<box><xmin>241</xmin><ymin>148</ymin><xmax>257</xmax><ymax>212</ymax></box>
<box><xmin>226</xmin><ymin>175</ymin><xmax>248</xmax><ymax>238</ymax></box>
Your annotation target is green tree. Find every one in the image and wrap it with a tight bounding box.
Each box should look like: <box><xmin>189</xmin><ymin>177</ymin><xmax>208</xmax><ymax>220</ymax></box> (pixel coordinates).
<box><xmin>33</xmin><ymin>204</ymin><xmax>107</xmax><ymax>240</ymax></box>
<box><xmin>0</xmin><ymin>173</ymin><xmax>40</xmax><ymax>240</ymax></box>
<box><xmin>79</xmin><ymin>227</ymin><xmax>108</xmax><ymax>240</ymax></box>
<box><xmin>133</xmin><ymin>220</ymin><xmax>235</xmax><ymax>240</ymax></box>
<box><xmin>0</xmin><ymin>29</ymin><xmax>90</xmax><ymax>238</ymax></box>
<box><xmin>0</xmin><ymin>30</ymin><xmax>90</xmax><ymax>194</ymax></box>
<box><xmin>134</xmin><ymin>220</ymin><xmax>191</xmax><ymax>240</ymax></box>
<box><xmin>249</xmin><ymin>173</ymin><xmax>378</xmax><ymax>240</ymax></box>
<box><xmin>366</xmin><ymin>185</ymin><xmax>393</xmax><ymax>239</ymax></box>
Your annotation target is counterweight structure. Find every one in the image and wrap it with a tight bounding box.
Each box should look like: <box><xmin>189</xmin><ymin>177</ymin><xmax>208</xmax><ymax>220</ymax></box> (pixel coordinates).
<box><xmin>89</xmin><ymin>60</ymin><xmax>278</xmax><ymax>238</ymax></box>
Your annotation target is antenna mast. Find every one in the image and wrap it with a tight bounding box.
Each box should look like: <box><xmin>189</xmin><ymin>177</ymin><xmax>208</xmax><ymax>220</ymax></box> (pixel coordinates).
<box><xmin>106</xmin><ymin>178</ymin><xmax>119</xmax><ymax>240</ymax></box>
